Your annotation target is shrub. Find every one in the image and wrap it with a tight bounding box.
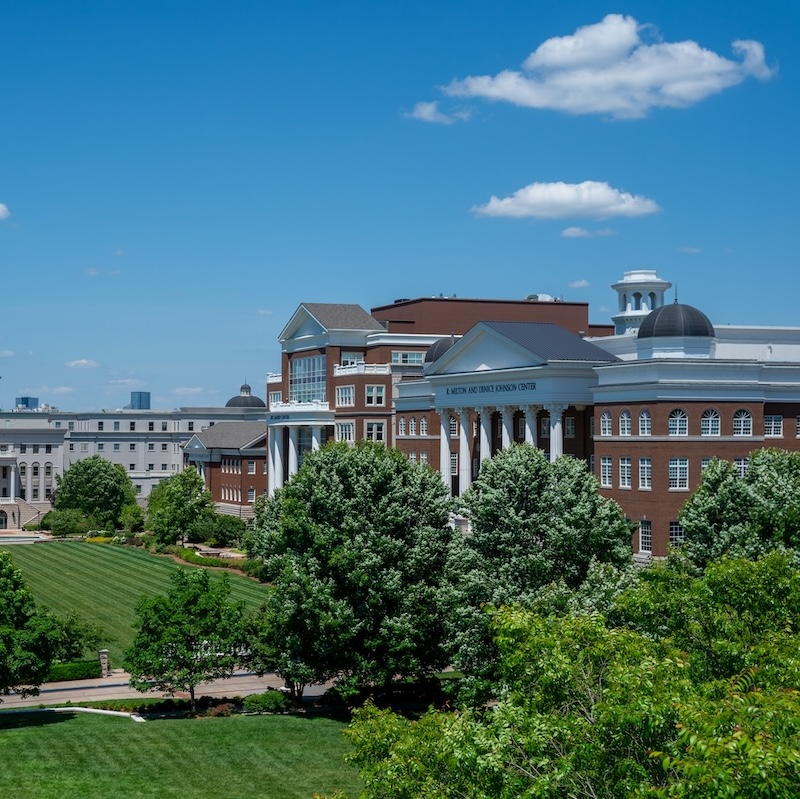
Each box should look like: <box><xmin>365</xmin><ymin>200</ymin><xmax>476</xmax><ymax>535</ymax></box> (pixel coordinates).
<box><xmin>243</xmin><ymin>690</ymin><xmax>289</xmax><ymax>713</ymax></box>
<box><xmin>85</xmin><ymin>536</ymin><xmax>115</xmax><ymax>544</ymax></box>
<box><xmin>47</xmin><ymin>659</ymin><xmax>102</xmax><ymax>682</ymax></box>
<box><xmin>204</xmin><ymin>702</ymin><xmax>236</xmax><ymax>717</ymax></box>
<box><xmin>242</xmin><ymin>558</ymin><xmax>270</xmax><ymax>582</ymax></box>
<box><xmin>45</xmin><ymin>509</ymin><xmax>91</xmax><ymax>537</ymax></box>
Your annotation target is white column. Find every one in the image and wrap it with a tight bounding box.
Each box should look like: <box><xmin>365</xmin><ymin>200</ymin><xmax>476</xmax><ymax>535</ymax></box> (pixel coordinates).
<box><xmin>501</xmin><ymin>406</ymin><xmax>514</xmax><ymax>449</ymax></box>
<box><xmin>479</xmin><ymin>407</ymin><xmax>493</xmax><ymax>463</ymax></box>
<box><xmin>437</xmin><ymin>408</ymin><xmax>451</xmax><ymax>487</ymax></box>
<box><xmin>524</xmin><ymin>405</ymin><xmax>540</xmax><ymax>447</ymax></box>
<box><xmin>288</xmin><ymin>427</ymin><xmax>299</xmax><ymax>478</ymax></box>
<box><xmin>458</xmin><ymin>409</ymin><xmax>471</xmax><ymax>494</ymax></box>
<box><xmin>311</xmin><ymin>426</ymin><xmax>322</xmax><ymax>451</ymax></box>
<box><xmin>269</xmin><ymin>426</ymin><xmax>285</xmax><ymax>495</ymax></box>
<box><xmin>545</xmin><ymin>403</ymin><xmax>568</xmax><ymax>461</ymax></box>
<box><xmin>9</xmin><ymin>464</ymin><xmax>16</xmax><ymax>502</ymax></box>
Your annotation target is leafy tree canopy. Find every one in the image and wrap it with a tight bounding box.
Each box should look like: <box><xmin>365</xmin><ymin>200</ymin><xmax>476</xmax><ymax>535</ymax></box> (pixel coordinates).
<box><xmin>54</xmin><ymin>455</ymin><xmax>137</xmax><ymax>529</ymax></box>
<box><xmin>445</xmin><ymin>444</ymin><xmax>632</xmax><ymax>698</ymax></box>
<box><xmin>146</xmin><ymin>467</ymin><xmax>215</xmax><ymax>545</ymax></box>
<box><xmin>246</xmin><ymin>441</ymin><xmax>457</xmax><ymax>700</ymax></box>
<box><xmin>680</xmin><ymin>449</ymin><xmax>800</xmax><ymax>567</ymax></box>
<box><xmin>124</xmin><ymin>568</ymin><xmax>245</xmax><ymax>714</ymax></box>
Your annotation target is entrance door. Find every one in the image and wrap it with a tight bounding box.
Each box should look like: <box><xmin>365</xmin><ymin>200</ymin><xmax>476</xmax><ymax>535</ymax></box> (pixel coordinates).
<box><xmin>0</xmin><ymin>510</ymin><xmax>7</xmax><ymax>530</ymax></box>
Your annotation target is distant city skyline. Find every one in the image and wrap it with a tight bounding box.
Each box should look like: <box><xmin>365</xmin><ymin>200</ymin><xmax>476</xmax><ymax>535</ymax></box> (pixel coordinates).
<box><xmin>1</xmin><ymin>2</ymin><xmax>796</xmax><ymax>411</ymax></box>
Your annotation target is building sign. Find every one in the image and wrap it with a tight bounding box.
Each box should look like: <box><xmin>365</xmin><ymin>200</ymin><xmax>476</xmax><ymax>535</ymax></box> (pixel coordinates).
<box><xmin>269</xmin><ymin>414</ymin><xmax>291</xmax><ymax>422</ymax></box>
<box><xmin>445</xmin><ymin>381</ymin><xmax>536</xmax><ymax>396</ymax></box>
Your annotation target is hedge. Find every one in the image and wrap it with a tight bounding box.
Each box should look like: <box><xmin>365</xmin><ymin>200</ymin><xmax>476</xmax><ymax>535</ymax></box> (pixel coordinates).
<box><xmin>46</xmin><ymin>659</ymin><xmax>102</xmax><ymax>682</ymax></box>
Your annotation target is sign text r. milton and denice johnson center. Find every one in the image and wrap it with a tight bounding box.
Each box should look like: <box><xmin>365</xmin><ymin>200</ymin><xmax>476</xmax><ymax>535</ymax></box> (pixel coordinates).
<box><xmin>445</xmin><ymin>382</ymin><xmax>537</xmax><ymax>396</ymax></box>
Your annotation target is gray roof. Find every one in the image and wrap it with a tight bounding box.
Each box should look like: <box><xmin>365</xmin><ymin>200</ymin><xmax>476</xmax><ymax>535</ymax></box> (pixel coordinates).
<box><xmin>483</xmin><ymin>321</ymin><xmax>620</xmax><ymax>363</ymax></box>
<box><xmin>302</xmin><ymin>303</ymin><xmax>385</xmax><ymax>331</ymax></box>
<box><xmin>192</xmin><ymin>421</ymin><xmax>267</xmax><ymax>450</ymax></box>
<box><xmin>638</xmin><ymin>302</ymin><xmax>715</xmax><ymax>339</ymax></box>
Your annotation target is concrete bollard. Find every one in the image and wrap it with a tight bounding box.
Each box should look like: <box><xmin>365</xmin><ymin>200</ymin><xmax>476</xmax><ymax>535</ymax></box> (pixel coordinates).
<box><xmin>99</xmin><ymin>649</ymin><xmax>110</xmax><ymax>678</ymax></box>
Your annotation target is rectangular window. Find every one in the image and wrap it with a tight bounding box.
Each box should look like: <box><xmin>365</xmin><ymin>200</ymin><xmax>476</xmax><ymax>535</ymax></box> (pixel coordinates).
<box><xmin>129</xmin><ymin>443</ymin><xmax>136</xmax><ymax>451</ymax></box>
<box><xmin>188</xmin><ymin>422</ymin><xmax>194</xmax><ymax>431</ymax></box>
<box><xmin>335</xmin><ymin>421</ymin><xmax>355</xmax><ymax>443</ymax></box>
<box><xmin>113</xmin><ymin>443</ymin><xmax>120</xmax><ymax>452</ymax></box>
<box><xmin>600</xmin><ymin>413</ymin><xmax>612</xmax><ymax>436</ymax></box>
<box><xmin>540</xmin><ymin>416</ymin><xmax>550</xmax><ymax>438</ymax></box>
<box><xmin>32</xmin><ymin>488</ymin><xmax>39</xmax><ymax>500</ymax></box>
<box><xmin>669</xmin><ymin>521</ymin><xmax>685</xmax><ymax>547</ymax></box>
<box><xmin>391</xmin><ymin>351</ymin><xmax>424</xmax><ymax>365</ymax></box>
<box><xmin>68</xmin><ymin>422</ymin><xmax>75</xmax><ymax>431</ymax></box>
<box><xmin>639</xmin><ymin>520</ymin><xmax>652</xmax><ymax>553</ymax></box>
<box><xmin>600</xmin><ymin>456</ymin><xmax>612</xmax><ymax>488</ymax></box>
<box><xmin>162</xmin><ymin>421</ymin><xmax>168</xmax><ymax>431</ymax></box>
<box><xmin>135</xmin><ymin>484</ymin><xmax>142</xmax><ymax>494</ymax></box>
<box><xmin>114</xmin><ymin>421</ymin><xmax>120</xmax><ymax>431</ymax></box>
<box><xmin>147</xmin><ymin>464</ymin><xmax>154</xmax><ymax>471</ymax></box>
<box><xmin>619</xmin><ymin>457</ymin><xmax>631</xmax><ymax>488</ymax></box>
<box><xmin>409</xmin><ymin>451</ymin><xmax>417</xmax><ymax>463</ymax></box>
<box><xmin>564</xmin><ymin>417</ymin><xmax>575</xmax><ymax>438</ymax></box>
<box><xmin>268</xmin><ymin>391</ymin><xmax>282</xmax><ymax>407</ymax></box>
<box><xmin>80</xmin><ymin>443</ymin><xmax>88</xmax><ymax>452</ymax></box>
<box><xmin>639</xmin><ymin>411</ymin><xmax>652</xmax><ymax>436</ymax></box>
<box><xmin>420</xmin><ymin>451</ymin><xmax>428</xmax><ymax>465</ymax></box>
<box><xmin>98</xmin><ymin>421</ymin><xmax>104</xmax><ymax>431</ymax></box>
<box><xmin>45</xmin><ymin>444</ymin><xmax>51</xmax><ymax>454</ymax></box>
<box><xmin>289</xmin><ymin>354</ymin><xmax>327</xmax><ymax>402</ymax></box>
<box><xmin>450</xmin><ymin>452</ymin><xmax>458</xmax><ymax>476</ymax></box>
<box><xmin>130</xmin><ymin>421</ymin><xmax>136</xmax><ymax>431</ymax></box>
<box><xmin>248</xmin><ymin>487</ymin><xmax>256</xmax><ymax>502</ymax></box>
<box><xmin>765</xmin><ymin>415</ymin><xmax>783</xmax><ymax>437</ymax></box>
<box><xmin>335</xmin><ymin>385</ymin><xmax>355</xmax><ymax>407</ymax></box>
<box><xmin>669</xmin><ymin>457</ymin><xmax>689</xmax><ymax>490</ymax></box>
<box><xmin>45</xmin><ymin>464</ymin><xmax>52</xmax><ymax>477</ymax></box>
<box><xmin>589</xmin><ymin>454</ymin><xmax>594</xmax><ymax>475</ymax></box>
<box><xmin>148</xmin><ymin>443</ymin><xmax>155</xmax><ymax>451</ymax></box>
<box><xmin>129</xmin><ymin>464</ymin><xmax>136</xmax><ymax>471</ymax></box>
<box><xmin>248</xmin><ymin>461</ymin><xmax>256</xmax><ymax>474</ymax></box>
<box><xmin>97</xmin><ymin>443</ymin><xmax>104</xmax><ymax>452</ymax></box>
<box><xmin>161</xmin><ymin>463</ymin><xmax>167</xmax><ymax>471</ymax></box>
<box><xmin>32</xmin><ymin>444</ymin><xmax>40</xmax><ymax>454</ymax></box>
<box><xmin>54</xmin><ymin>421</ymin><xmax>61</xmax><ymax>429</ymax></box>
<box><xmin>734</xmin><ymin>457</ymin><xmax>749</xmax><ymax>477</ymax></box>
<box><xmin>365</xmin><ymin>385</ymin><xmax>385</xmax><ymax>406</ymax></box>
<box><xmin>365</xmin><ymin>421</ymin><xmax>385</xmax><ymax>442</ymax></box>
<box><xmin>449</xmin><ymin>416</ymin><xmax>458</xmax><ymax>437</ymax></box>
<box><xmin>20</xmin><ymin>444</ymin><xmax>27</xmax><ymax>454</ymax></box>
<box><xmin>639</xmin><ymin>457</ymin><xmax>652</xmax><ymax>489</ymax></box>
<box><xmin>159</xmin><ymin>443</ymin><xmax>166</xmax><ymax>451</ymax></box>
<box><xmin>340</xmin><ymin>351</ymin><xmax>362</xmax><ymax>366</ymax></box>
<box><xmin>701</xmin><ymin>457</ymin><xmax>711</xmax><ymax>472</ymax></box>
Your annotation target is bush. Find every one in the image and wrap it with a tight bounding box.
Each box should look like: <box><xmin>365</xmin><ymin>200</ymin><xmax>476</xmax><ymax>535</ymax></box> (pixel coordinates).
<box><xmin>241</xmin><ymin>558</ymin><xmax>270</xmax><ymax>582</ymax></box>
<box><xmin>47</xmin><ymin>659</ymin><xmax>102</xmax><ymax>682</ymax></box>
<box><xmin>44</xmin><ymin>509</ymin><xmax>91</xmax><ymax>537</ymax></box>
<box><xmin>204</xmin><ymin>702</ymin><xmax>236</xmax><ymax>717</ymax></box>
<box><xmin>85</xmin><ymin>536</ymin><xmax>115</xmax><ymax>544</ymax></box>
<box><xmin>243</xmin><ymin>690</ymin><xmax>289</xmax><ymax>713</ymax></box>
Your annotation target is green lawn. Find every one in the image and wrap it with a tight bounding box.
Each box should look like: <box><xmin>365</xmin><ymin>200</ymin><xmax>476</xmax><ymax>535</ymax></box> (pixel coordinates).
<box><xmin>0</xmin><ymin>711</ymin><xmax>361</xmax><ymax>799</ymax></box>
<box><xmin>0</xmin><ymin>542</ymin><xmax>271</xmax><ymax>667</ymax></box>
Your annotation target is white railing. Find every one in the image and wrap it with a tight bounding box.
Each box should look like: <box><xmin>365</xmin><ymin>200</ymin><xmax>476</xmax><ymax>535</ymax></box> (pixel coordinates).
<box><xmin>269</xmin><ymin>400</ymin><xmax>330</xmax><ymax>412</ymax></box>
<box><xmin>333</xmin><ymin>362</ymin><xmax>391</xmax><ymax>377</ymax></box>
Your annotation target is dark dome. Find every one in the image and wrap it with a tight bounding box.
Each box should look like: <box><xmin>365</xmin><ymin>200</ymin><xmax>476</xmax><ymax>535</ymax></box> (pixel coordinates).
<box><xmin>425</xmin><ymin>337</ymin><xmax>456</xmax><ymax>363</ymax></box>
<box><xmin>637</xmin><ymin>302</ymin><xmax>715</xmax><ymax>339</ymax></box>
<box><xmin>225</xmin><ymin>383</ymin><xmax>266</xmax><ymax>408</ymax></box>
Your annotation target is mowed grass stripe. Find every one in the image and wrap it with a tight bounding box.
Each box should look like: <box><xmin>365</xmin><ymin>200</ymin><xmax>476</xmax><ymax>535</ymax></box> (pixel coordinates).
<box><xmin>0</xmin><ymin>543</ymin><xmax>271</xmax><ymax>665</ymax></box>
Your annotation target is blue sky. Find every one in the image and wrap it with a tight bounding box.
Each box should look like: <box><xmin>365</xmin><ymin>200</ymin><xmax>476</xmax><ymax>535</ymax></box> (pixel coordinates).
<box><xmin>1</xmin><ymin>1</ymin><xmax>796</xmax><ymax>411</ymax></box>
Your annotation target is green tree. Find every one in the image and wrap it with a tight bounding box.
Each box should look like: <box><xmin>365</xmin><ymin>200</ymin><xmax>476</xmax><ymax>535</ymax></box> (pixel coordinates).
<box><xmin>246</xmin><ymin>440</ymin><xmax>457</xmax><ymax>700</ymax></box>
<box><xmin>54</xmin><ymin>455</ymin><xmax>137</xmax><ymax>530</ymax></box>
<box><xmin>124</xmin><ymin>569</ymin><xmax>245</xmax><ymax>714</ymax></box>
<box><xmin>147</xmin><ymin>467</ymin><xmax>215</xmax><ymax>545</ymax></box>
<box><xmin>0</xmin><ymin>552</ymin><xmax>64</xmax><ymax>700</ymax></box>
<box><xmin>446</xmin><ymin>444</ymin><xmax>632</xmax><ymax>699</ymax></box>
<box><xmin>680</xmin><ymin>449</ymin><xmax>800</xmax><ymax>567</ymax></box>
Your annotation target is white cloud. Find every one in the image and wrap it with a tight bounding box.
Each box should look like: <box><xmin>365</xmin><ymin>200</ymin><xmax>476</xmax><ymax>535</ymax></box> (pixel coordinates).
<box><xmin>0</xmin><ymin>349</ymin><xmax>13</xmax><ymax>357</ymax></box>
<box><xmin>562</xmin><ymin>226</ymin><xmax>591</xmax><ymax>238</ymax></box>
<box><xmin>568</xmin><ymin>279</ymin><xmax>590</xmax><ymax>288</ymax></box>
<box><xmin>37</xmin><ymin>385</ymin><xmax>75</xmax><ymax>395</ymax></box>
<box><xmin>678</xmin><ymin>246</ymin><xmax>702</xmax><ymax>253</ymax></box>
<box><xmin>405</xmin><ymin>100</ymin><xmax>472</xmax><ymax>124</ymax></box>
<box><xmin>474</xmin><ymin>180</ymin><xmax>660</xmax><ymax>220</ymax></box>
<box><xmin>84</xmin><ymin>267</ymin><xmax>121</xmax><ymax>277</ymax></box>
<box><xmin>172</xmin><ymin>387</ymin><xmax>204</xmax><ymax>396</ymax></box>
<box><xmin>443</xmin><ymin>14</ymin><xmax>775</xmax><ymax>119</ymax></box>
<box><xmin>66</xmin><ymin>359</ymin><xmax>99</xmax><ymax>368</ymax></box>
<box><xmin>257</xmin><ymin>308</ymin><xmax>273</xmax><ymax>317</ymax></box>
<box><xmin>595</xmin><ymin>228</ymin><xmax>617</xmax><ymax>236</ymax></box>
<box><xmin>110</xmin><ymin>378</ymin><xmax>146</xmax><ymax>387</ymax></box>
<box><xmin>0</xmin><ymin>204</ymin><xmax>9</xmax><ymax>220</ymax></box>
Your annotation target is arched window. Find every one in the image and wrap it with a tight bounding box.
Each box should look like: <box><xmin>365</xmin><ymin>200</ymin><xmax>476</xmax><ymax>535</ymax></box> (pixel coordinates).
<box><xmin>420</xmin><ymin>417</ymin><xmax>428</xmax><ymax>436</ymax></box>
<box><xmin>600</xmin><ymin>410</ymin><xmax>612</xmax><ymax>436</ymax></box>
<box><xmin>649</xmin><ymin>292</ymin><xmax>657</xmax><ymax>310</ymax></box>
<box><xmin>633</xmin><ymin>292</ymin><xmax>642</xmax><ymax>311</ymax></box>
<box><xmin>621</xmin><ymin>292</ymin><xmax>627</xmax><ymax>312</ymax></box>
<box><xmin>668</xmin><ymin>409</ymin><xmax>688</xmax><ymax>436</ymax></box>
<box><xmin>733</xmin><ymin>409</ymin><xmax>753</xmax><ymax>437</ymax></box>
<box><xmin>398</xmin><ymin>417</ymin><xmax>406</xmax><ymax>436</ymax></box>
<box><xmin>701</xmin><ymin>409</ymin><xmax>720</xmax><ymax>436</ymax></box>
<box><xmin>639</xmin><ymin>409</ymin><xmax>652</xmax><ymax>436</ymax></box>
<box><xmin>409</xmin><ymin>417</ymin><xmax>417</xmax><ymax>436</ymax></box>
<box><xmin>449</xmin><ymin>416</ymin><xmax>458</xmax><ymax>437</ymax></box>
<box><xmin>619</xmin><ymin>410</ymin><xmax>632</xmax><ymax>436</ymax></box>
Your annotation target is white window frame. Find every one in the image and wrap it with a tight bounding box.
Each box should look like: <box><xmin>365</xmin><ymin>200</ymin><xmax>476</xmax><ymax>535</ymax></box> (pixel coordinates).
<box><xmin>600</xmin><ymin>456</ymin><xmax>612</xmax><ymax>488</ymax></box>
<box><xmin>765</xmin><ymin>415</ymin><xmax>783</xmax><ymax>437</ymax></box>
<box><xmin>639</xmin><ymin>409</ymin><xmax>651</xmax><ymax>436</ymax></box>
<box><xmin>540</xmin><ymin>416</ymin><xmax>551</xmax><ymax>439</ymax></box>
<box><xmin>733</xmin><ymin>409</ymin><xmax>752</xmax><ymax>437</ymax></box>
<box><xmin>398</xmin><ymin>417</ymin><xmax>406</xmax><ymax>436</ymax></box>
<box><xmin>639</xmin><ymin>457</ymin><xmax>651</xmax><ymax>490</ymax></box>
<box><xmin>420</xmin><ymin>417</ymin><xmax>428</xmax><ymax>436</ymax></box>
<box><xmin>564</xmin><ymin>417</ymin><xmax>575</xmax><ymax>439</ymax></box>
<box><xmin>600</xmin><ymin>411</ymin><xmax>612</xmax><ymax>436</ymax></box>
<box><xmin>409</xmin><ymin>417</ymin><xmax>417</xmax><ymax>436</ymax></box>
<box><xmin>391</xmin><ymin>351</ymin><xmax>424</xmax><ymax>365</ymax></box>
<box><xmin>449</xmin><ymin>416</ymin><xmax>458</xmax><ymax>437</ymax></box>
<box><xmin>450</xmin><ymin>452</ymin><xmax>458</xmax><ymax>476</ymax></box>
<box><xmin>669</xmin><ymin>521</ymin><xmax>685</xmax><ymax>547</ymax></box>
<box><xmin>365</xmin><ymin>385</ymin><xmax>385</xmax><ymax>406</ymax></box>
<box><xmin>639</xmin><ymin>520</ymin><xmax>652</xmax><ymax>553</ymax></box>
<box><xmin>733</xmin><ymin>457</ymin><xmax>749</xmax><ymax>477</ymax></box>
<box><xmin>335</xmin><ymin>421</ymin><xmax>355</xmax><ymax>443</ymax></box>
<box><xmin>335</xmin><ymin>385</ymin><xmax>355</xmax><ymax>407</ymax></box>
<box><xmin>619</xmin><ymin>457</ymin><xmax>631</xmax><ymax>489</ymax></box>
<box><xmin>668</xmin><ymin>457</ymin><xmax>689</xmax><ymax>490</ymax></box>
<box><xmin>365</xmin><ymin>421</ymin><xmax>385</xmax><ymax>442</ymax></box>
<box><xmin>668</xmin><ymin>409</ymin><xmax>688</xmax><ymax>436</ymax></box>
<box><xmin>619</xmin><ymin>410</ymin><xmax>631</xmax><ymax>436</ymax></box>
<box><xmin>701</xmin><ymin>409</ymin><xmax>720</xmax><ymax>437</ymax></box>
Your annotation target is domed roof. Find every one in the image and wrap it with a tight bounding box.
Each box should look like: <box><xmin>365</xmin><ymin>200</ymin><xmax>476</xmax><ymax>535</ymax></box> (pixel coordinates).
<box><xmin>637</xmin><ymin>301</ymin><xmax>715</xmax><ymax>339</ymax></box>
<box><xmin>225</xmin><ymin>383</ymin><xmax>266</xmax><ymax>408</ymax></box>
<box><xmin>425</xmin><ymin>336</ymin><xmax>456</xmax><ymax>363</ymax></box>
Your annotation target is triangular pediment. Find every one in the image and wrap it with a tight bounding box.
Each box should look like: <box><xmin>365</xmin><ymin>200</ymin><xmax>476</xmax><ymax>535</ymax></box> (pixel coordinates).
<box><xmin>426</xmin><ymin>324</ymin><xmax>547</xmax><ymax>376</ymax></box>
<box><xmin>184</xmin><ymin>435</ymin><xmax>207</xmax><ymax>451</ymax></box>
<box><xmin>279</xmin><ymin>305</ymin><xmax>327</xmax><ymax>342</ymax></box>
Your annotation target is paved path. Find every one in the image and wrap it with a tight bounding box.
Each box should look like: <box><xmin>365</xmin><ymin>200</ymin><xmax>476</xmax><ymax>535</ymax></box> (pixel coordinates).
<box><xmin>0</xmin><ymin>670</ymin><xmax>323</xmax><ymax>709</ymax></box>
